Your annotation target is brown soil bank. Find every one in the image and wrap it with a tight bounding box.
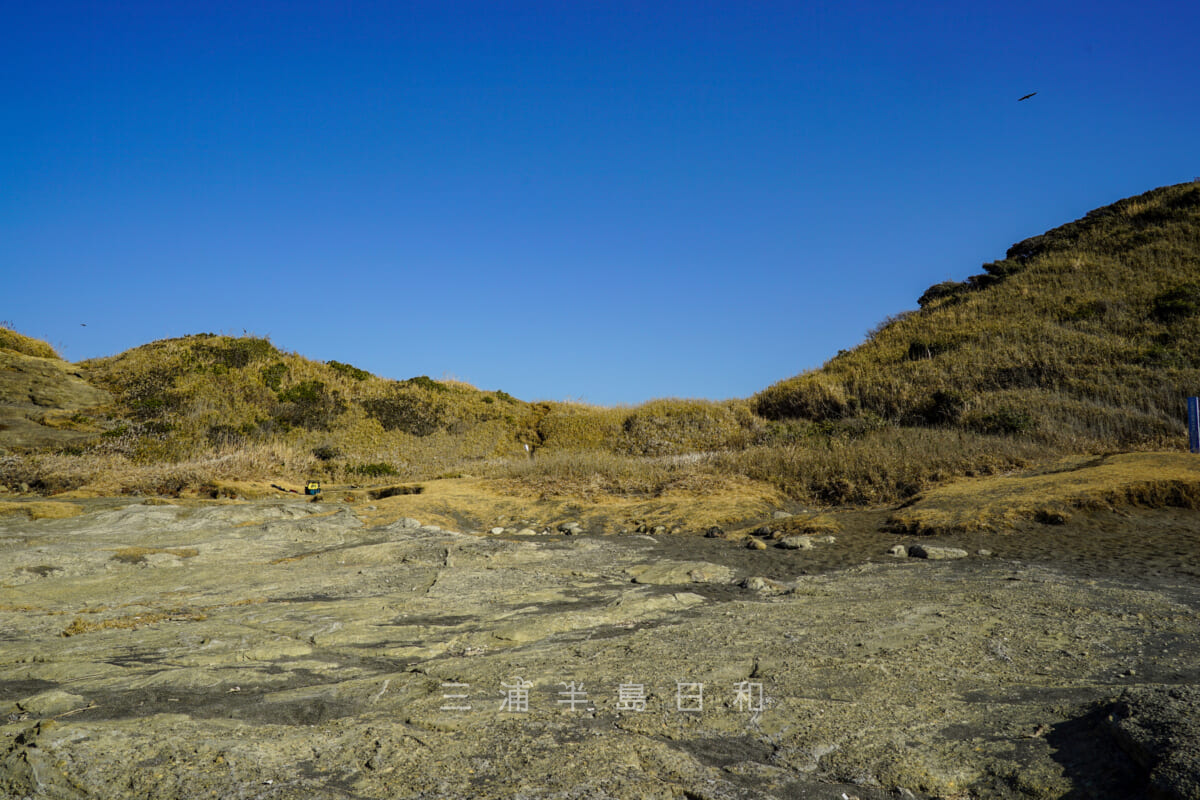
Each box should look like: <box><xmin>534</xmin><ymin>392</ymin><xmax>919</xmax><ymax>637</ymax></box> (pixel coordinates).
<box><xmin>1</xmin><ymin>496</ymin><xmax>1198</xmax><ymax>799</ymax></box>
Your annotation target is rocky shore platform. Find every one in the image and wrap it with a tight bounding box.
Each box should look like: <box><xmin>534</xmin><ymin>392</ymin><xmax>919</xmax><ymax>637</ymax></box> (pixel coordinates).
<box><xmin>2</xmin><ymin>499</ymin><xmax>1198</xmax><ymax>799</ymax></box>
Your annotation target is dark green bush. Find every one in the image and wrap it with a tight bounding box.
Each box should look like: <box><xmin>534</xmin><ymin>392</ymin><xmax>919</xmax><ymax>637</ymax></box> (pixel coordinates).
<box><xmin>361</xmin><ymin>392</ymin><xmax>445</xmax><ymax>436</ymax></box>
<box><xmin>328</xmin><ymin>360</ymin><xmax>372</xmax><ymax>381</ymax></box>
<box><xmin>261</xmin><ymin>363</ymin><xmax>288</xmax><ymax>390</ymax></box>
<box><xmin>198</xmin><ymin>337</ymin><xmax>278</xmax><ymax>369</ymax></box>
<box><xmin>917</xmin><ymin>390</ymin><xmax>966</xmax><ymax>425</ymax></box>
<box><xmin>1152</xmin><ymin>283</ymin><xmax>1200</xmax><ymax>323</ymax></box>
<box><xmin>312</xmin><ymin>444</ymin><xmax>341</xmax><ymax>461</ymax></box>
<box><xmin>981</xmin><ymin>259</ymin><xmax>1021</xmax><ymax>278</ymax></box>
<box><xmin>1062</xmin><ymin>299</ymin><xmax>1111</xmax><ymax>322</ymax></box>
<box><xmin>207</xmin><ymin>424</ymin><xmax>252</xmax><ymax>447</ymax></box>
<box><xmin>917</xmin><ymin>281</ymin><xmax>967</xmax><ymax>308</ymax></box>
<box><xmin>973</xmin><ymin>406</ymin><xmax>1035</xmax><ymax>436</ymax></box>
<box><xmin>274</xmin><ymin>381</ymin><xmax>346</xmax><ymax>430</ymax></box>
<box><xmin>905</xmin><ymin>339</ymin><xmax>955</xmax><ymax>361</ymax></box>
<box><xmin>346</xmin><ymin>462</ymin><xmax>398</xmax><ymax>478</ymax></box>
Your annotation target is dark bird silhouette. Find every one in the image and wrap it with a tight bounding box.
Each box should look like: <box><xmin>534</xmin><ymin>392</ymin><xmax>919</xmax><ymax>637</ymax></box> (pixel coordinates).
<box><xmin>1018</xmin><ymin>92</ymin><xmax>1037</xmax><ymax>102</ymax></box>
<box><xmin>80</xmin><ymin>323</ymin><xmax>86</xmax><ymax>326</ymax></box>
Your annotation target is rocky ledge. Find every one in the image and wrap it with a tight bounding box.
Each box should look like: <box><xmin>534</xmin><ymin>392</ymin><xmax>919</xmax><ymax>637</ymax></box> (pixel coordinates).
<box><xmin>1</xmin><ymin>500</ymin><xmax>1198</xmax><ymax>799</ymax></box>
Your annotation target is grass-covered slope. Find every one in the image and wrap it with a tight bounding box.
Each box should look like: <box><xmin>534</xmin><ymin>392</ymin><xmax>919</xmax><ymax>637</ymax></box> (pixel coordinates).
<box><xmin>756</xmin><ymin>180</ymin><xmax>1200</xmax><ymax>449</ymax></box>
<box><xmin>78</xmin><ymin>333</ymin><xmax>539</xmax><ymax>473</ymax></box>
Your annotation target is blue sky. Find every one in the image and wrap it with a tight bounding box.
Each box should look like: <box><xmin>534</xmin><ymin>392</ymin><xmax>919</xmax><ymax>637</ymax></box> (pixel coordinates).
<box><xmin>4</xmin><ymin>1</ymin><xmax>1198</xmax><ymax>405</ymax></box>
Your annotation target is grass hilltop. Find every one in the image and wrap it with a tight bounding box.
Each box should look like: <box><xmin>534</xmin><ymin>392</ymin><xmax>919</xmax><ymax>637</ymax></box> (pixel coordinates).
<box><xmin>2</xmin><ymin>180</ymin><xmax>1199</xmax><ymax>529</ymax></box>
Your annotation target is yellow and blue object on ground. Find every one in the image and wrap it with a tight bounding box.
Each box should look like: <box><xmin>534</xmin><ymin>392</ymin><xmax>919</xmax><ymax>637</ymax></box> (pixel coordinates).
<box><xmin>304</xmin><ymin>480</ymin><xmax>321</xmax><ymax>496</ymax></box>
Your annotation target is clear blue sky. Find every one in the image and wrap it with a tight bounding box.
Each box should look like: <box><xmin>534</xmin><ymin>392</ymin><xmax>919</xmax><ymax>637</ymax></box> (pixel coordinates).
<box><xmin>4</xmin><ymin>1</ymin><xmax>1198</xmax><ymax>405</ymax></box>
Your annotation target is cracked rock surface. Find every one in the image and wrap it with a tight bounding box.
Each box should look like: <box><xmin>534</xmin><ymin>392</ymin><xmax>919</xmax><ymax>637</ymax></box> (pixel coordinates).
<box><xmin>2</xmin><ymin>500</ymin><xmax>1198</xmax><ymax>799</ymax></box>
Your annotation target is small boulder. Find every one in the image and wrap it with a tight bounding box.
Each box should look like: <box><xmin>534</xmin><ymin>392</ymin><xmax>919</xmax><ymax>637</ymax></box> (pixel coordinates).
<box><xmin>772</xmin><ymin>511</ymin><xmax>794</xmax><ymax>520</ymax></box>
<box><xmin>778</xmin><ymin>536</ymin><xmax>815</xmax><ymax>550</ymax></box>
<box><xmin>908</xmin><ymin>544</ymin><xmax>968</xmax><ymax>560</ymax></box>
<box><xmin>741</xmin><ymin>576</ymin><xmax>790</xmax><ymax>595</ymax></box>
<box><xmin>888</xmin><ymin>545</ymin><xmax>908</xmax><ymax>557</ymax></box>
<box><xmin>704</xmin><ymin>526</ymin><xmax>724</xmax><ymax>538</ymax></box>
<box><xmin>746</xmin><ymin>537</ymin><xmax>768</xmax><ymax>550</ymax></box>
<box><xmin>15</xmin><ymin>689</ymin><xmax>86</xmax><ymax>717</ymax></box>
<box><xmin>489</xmin><ymin>527</ymin><xmax>505</xmax><ymax>535</ymax></box>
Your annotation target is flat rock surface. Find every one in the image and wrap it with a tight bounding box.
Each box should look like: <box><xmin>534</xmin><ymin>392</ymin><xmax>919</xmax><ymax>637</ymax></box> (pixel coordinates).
<box><xmin>1</xmin><ymin>499</ymin><xmax>1198</xmax><ymax>799</ymax></box>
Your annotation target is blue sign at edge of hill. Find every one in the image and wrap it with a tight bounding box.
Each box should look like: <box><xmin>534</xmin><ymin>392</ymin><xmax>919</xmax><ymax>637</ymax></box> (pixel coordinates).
<box><xmin>1188</xmin><ymin>396</ymin><xmax>1200</xmax><ymax>454</ymax></box>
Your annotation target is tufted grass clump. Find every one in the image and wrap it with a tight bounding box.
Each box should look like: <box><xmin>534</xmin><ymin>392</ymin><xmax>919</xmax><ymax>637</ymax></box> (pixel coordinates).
<box><xmin>0</xmin><ymin>323</ymin><xmax>60</xmax><ymax>359</ymax></box>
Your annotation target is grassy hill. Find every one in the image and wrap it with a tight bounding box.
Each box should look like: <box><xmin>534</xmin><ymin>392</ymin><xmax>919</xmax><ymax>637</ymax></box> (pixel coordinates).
<box><xmin>756</xmin><ymin>180</ymin><xmax>1200</xmax><ymax>448</ymax></box>
<box><xmin>2</xmin><ymin>180</ymin><xmax>1198</xmax><ymax>509</ymax></box>
<box><xmin>78</xmin><ymin>333</ymin><xmax>539</xmax><ymax>473</ymax></box>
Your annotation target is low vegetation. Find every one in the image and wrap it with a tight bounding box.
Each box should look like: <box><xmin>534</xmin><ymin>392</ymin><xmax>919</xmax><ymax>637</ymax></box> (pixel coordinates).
<box><xmin>0</xmin><ymin>323</ymin><xmax>60</xmax><ymax>360</ymax></box>
<box><xmin>885</xmin><ymin>452</ymin><xmax>1200</xmax><ymax>535</ymax></box>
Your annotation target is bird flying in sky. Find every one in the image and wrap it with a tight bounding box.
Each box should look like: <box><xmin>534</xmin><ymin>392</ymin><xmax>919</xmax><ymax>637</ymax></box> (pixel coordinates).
<box><xmin>1018</xmin><ymin>92</ymin><xmax>1037</xmax><ymax>101</ymax></box>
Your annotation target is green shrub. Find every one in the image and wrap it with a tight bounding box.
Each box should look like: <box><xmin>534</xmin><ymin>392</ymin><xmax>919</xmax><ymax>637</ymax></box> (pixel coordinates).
<box><xmin>198</xmin><ymin>337</ymin><xmax>278</xmax><ymax>368</ymax></box>
<box><xmin>312</xmin><ymin>444</ymin><xmax>341</xmax><ymax>461</ymax></box>
<box><xmin>755</xmin><ymin>375</ymin><xmax>853</xmax><ymax>421</ymax></box>
<box><xmin>347</xmin><ymin>462</ymin><xmax>398</xmax><ymax>478</ymax></box>
<box><xmin>1152</xmin><ymin>283</ymin><xmax>1200</xmax><ymax>323</ymax></box>
<box><xmin>918</xmin><ymin>281</ymin><xmax>967</xmax><ymax>308</ymax></box>
<box><xmin>328</xmin><ymin>360</ymin><xmax>372</xmax><ymax>381</ymax></box>
<box><xmin>905</xmin><ymin>339</ymin><xmax>956</xmax><ymax>361</ymax></box>
<box><xmin>1062</xmin><ymin>299</ymin><xmax>1111</xmax><ymax>322</ymax></box>
<box><xmin>617</xmin><ymin>400</ymin><xmax>744</xmax><ymax>456</ymax></box>
<box><xmin>916</xmin><ymin>390</ymin><xmax>966</xmax><ymax>426</ymax></box>
<box><xmin>206</xmin><ymin>424</ymin><xmax>253</xmax><ymax>447</ymax></box>
<box><xmin>361</xmin><ymin>391</ymin><xmax>445</xmax><ymax>436</ymax></box>
<box><xmin>274</xmin><ymin>380</ymin><xmax>346</xmax><ymax>430</ymax></box>
<box><xmin>261</xmin><ymin>363</ymin><xmax>288</xmax><ymax>390</ymax></box>
<box><xmin>981</xmin><ymin>259</ymin><xmax>1021</xmax><ymax>279</ymax></box>
<box><xmin>972</xmin><ymin>406</ymin><xmax>1036</xmax><ymax>436</ymax></box>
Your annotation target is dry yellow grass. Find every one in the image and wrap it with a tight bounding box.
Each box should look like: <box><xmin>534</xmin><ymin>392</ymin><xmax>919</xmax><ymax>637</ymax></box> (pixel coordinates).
<box><xmin>110</xmin><ymin>547</ymin><xmax>199</xmax><ymax>564</ymax></box>
<box><xmin>61</xmin><ymin>609</ymin><xmax>207</xmax><ymax>637</ymax></box>
<box><xmin>0</xmin><ymin>325</ymin><xmax>60</xmax><ymax>359</ymax></box>
<box><xmin>0</xmin><ymin>501</ymin><xmax>83</xmax><ymax>520</ymax></box>
<box><xmin>886</xmin><ymin>451</ymin><xmax>1200</xmax><ymax>534</ymax></box>
<box><xmin>772</xmin><ymin>513</ymin><xmax>842</xmax><ymax>536</ymax></box>
<box><xmin>355</xmin><ymin>473</ymin><xmax>784</xmax><ymax>534</ymax></box>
